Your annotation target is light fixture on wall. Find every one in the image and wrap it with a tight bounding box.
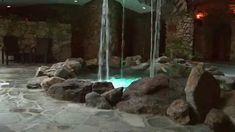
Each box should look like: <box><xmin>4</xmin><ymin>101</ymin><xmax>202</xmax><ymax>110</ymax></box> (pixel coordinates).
<box><xmin>74</xmin><ymin>0</ymin><xmax>78</xmax><ymax>3</ymax></box>
<box><xmin>195</xmin><ymin>11</ymin><xmax>207</xmax><ymax>20</ymax></box>
<box><xmin>6</xmin><ymin>5</ymin><xmax>11</xmax><ymax>8</ymax></box>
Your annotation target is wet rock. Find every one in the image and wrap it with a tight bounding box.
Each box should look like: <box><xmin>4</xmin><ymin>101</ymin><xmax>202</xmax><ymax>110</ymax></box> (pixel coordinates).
<box><xmin>220</xmin><ymin>90</ymin><xmax>235</xmax><ymax>107</ymax></box>
<box><xmin>206</xmin><ymin>66</ymin><xmax>224</xmax><ymax>76</ymax></box>
<box><xmin>102</xmin><ymin>87</ymin><xmax>124</xmax><ymax>106</ymax></box>
<box><xmin>117</xmin><ymin>75</ymin><xmax>184</xmax><ymax>114</ymax></box>
<box><xmin>156</xmin><ymin>56</ymin><xmax>171</xmax><ymax>63</ymax></box>
<box><xmin>204</xmin><ymin>109</ymin><xmax>235</xmax><ymax>132</ymax></box>
<box><xmin>35</xmin><ymin>66</ymin><xmax>49</xmax><ymax>77</ymax></box>
<box><xmin>27</xmin><ymin>76</ymin><xmax>49</xmax><ymax>89</ymax></box>
<box><xmin>185</xmin><ymin>63</ymin><xmax>221</xmax><ymax>122</ymax></box>
<box><xmin>125</xmin><ymin>55</ymin><xmax>142</xmax><ymax>67</ymax></box>
<box><xmin>214</xmin><ymin>75</ymin><xmax>235</xmax><ymax>91</ymax></box>
<box><xmin>47</xmin><ymin>79</ymin><xmax>92</xmax><ymax>103</ymax></box>
<box><xmin>41</xmin><ymin>77</ymin><xmax>65</xmax><ymax>91</ymax></box>
<box><xmin>85</xmin><ymin>92</ymin><xmax>112</xmax><ymax>109</ymax></box>
<box><xmin>166</xmin><ymin>99</ymin><xmax>190</xmax><ymax>125</ymax></box>
<box><xmin>92</xmin><ymin>82</ymin><xmax>114</xmax><ymax>94</ymax></box>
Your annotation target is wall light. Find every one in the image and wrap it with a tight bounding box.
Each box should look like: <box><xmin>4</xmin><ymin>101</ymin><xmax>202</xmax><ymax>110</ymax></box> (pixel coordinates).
<box><xmin>74</xmin><ymin>0</ymin><xmax>78</xmax><ymax>3</ymax></box>
<box><xmin>196</xmin><ymin>11</ymin><xmax>207</xmax><ymax>20</ymax></box>
<box><xmin>142</xmin><ymin>6</ymin><xmax>146</xmax><ymax>10</ymax></box>
<box><xmin>6</xmin><ymin>5</ymin><xmax>11</xmax><ymax>8</ymax></box>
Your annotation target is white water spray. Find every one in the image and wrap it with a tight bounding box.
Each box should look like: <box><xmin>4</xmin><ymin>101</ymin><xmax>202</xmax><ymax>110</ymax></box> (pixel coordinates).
<box><xmin>98</xmin><ymin>0</ymin><xmax>110</xmax><ymax>81</ymax></box>
<box><xmin>150</xmin><ymin>0</ymin><xmax>162</xmax><ymax>78</ymax></box>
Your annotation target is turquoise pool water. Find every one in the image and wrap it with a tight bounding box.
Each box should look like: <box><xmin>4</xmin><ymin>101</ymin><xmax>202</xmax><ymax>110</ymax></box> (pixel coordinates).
<box><xmin>107</xmin><ymin>77</ymin><xmax>140</xmax><ymax>88</ymax></box>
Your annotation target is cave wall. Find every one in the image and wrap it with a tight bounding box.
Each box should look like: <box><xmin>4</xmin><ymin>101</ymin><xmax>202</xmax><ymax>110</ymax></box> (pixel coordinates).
<box><xmin>0</xmin><ymin>19</ymin><xmax>71</xmax><ymax>61</ymax></box>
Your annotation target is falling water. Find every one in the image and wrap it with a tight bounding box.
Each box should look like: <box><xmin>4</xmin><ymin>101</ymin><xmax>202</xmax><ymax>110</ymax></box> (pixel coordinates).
<box><xmin>98</xmin><ymin>0</ymin><xmax>110</xmax><ymax>81</ymax></box>
<box><xmin>150</xmin><ymin>0</ymin><xmax>162</xmax><ymax>78</ymax></box>
<box><xmin>120</xmin><ymin>0</ymin><xmax>126</xmax><ymax>78</ymax></box>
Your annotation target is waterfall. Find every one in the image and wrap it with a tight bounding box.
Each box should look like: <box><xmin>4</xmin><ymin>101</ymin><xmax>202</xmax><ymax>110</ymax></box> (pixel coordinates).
<box><xmin>98</xmin><ymin>0</ymin><xmax>110</xmax><ymax>81</ymax></box>
<box><xmin>150</xmin><ymin>0</ymin><xmax>162</xmax><ymax>78</ymax></box>
<box><xmin>120</xmin><ymin>0</ymin><xmax>126</xmax><ymax>78</ymax></box>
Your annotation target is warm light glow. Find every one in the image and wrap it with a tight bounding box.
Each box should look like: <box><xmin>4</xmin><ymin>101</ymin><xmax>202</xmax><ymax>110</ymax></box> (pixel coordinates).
<box><xmin>196</xmin><ymin>12</ymin><xmax>206</xmax><ymax>20</ymax></box>
<box><xmin>6</xmin><ymin>5</ymin><xmax>11</xmax><ymax>8</ymax></box>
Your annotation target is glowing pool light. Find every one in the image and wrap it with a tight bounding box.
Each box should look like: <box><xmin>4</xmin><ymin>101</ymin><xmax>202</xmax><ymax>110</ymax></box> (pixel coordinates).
<box><xmin>107</xmin><ymin>77</ymin><xmax>140</xmax><ymax>88</ymax></box>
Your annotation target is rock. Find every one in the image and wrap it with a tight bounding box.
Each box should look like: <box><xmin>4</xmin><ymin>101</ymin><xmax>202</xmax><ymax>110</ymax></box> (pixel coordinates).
<box><xmin>173</xmin><ymin>58</ymin><xmax>186</xmax><ymax>64</ymax></box>
<box><xmin>125</xmin><ymin>55</ymin><xmax>142</xmax><ymax>67</ymax></box>
<box><xmin>35</xmin><ymin>66</ymin><xmax>49</xmax><ymax>77</ymax></box>
<box><xmin>206</xmin><ymin>66</ymin><xmax>224</xmax><ymax>76</ymax></box>
<box><xmin>220</xmin><ymin>90</ymin><xmax>235</xmax><ymax>107</ymax></box>
<box><xmin>92</xmin><ymin>82</ymin><xmax>114</xmax><ymax>94</ymax></box>
<box><xmin>64</xmin><ymin>58</ymin><xmax>84</xmax><ymax>74</ymax></box>
<box><xmin>141</xmin><ymin>75</ymin><xmax>169</xmax><ymax>95</ymax></box>
<box><xmin>116</xmin><ymin>75</ymin><xmax>184</xmax><ymax>114</ymax></box>
<box><xmin>185</xmin><ymin>63</ymin><xmax>221</xmax><ymax>122</ymax></box>
<box><xmin>85</xmin><ymin>58</ymin><xmax>98</xmax><ymax>67</ymax></box>
<box><xmin>41</xmin><ymin>77</ymin><xmax>65</xmax><ymax>91</ymax></box>
<box><xmin>85</xmin><ymin>92</ymin><xmax>112</xmax><ymax>109</ymax></box>
<box><xmin>214</xmin><ymin>75</ymin><xmax>235</xmax><ymax>91</ymax></box>
<box><xmin>47</xmin><ymin>79</ymin><xmax>92</xmax><ymax>102</ymax></box>
<box><xmin>166</xmin><ymin>99</ymin><xmax>190</xmax><ymax>125</ymax></box>
<box><xmin>102</xmin><ymin>87</ymin><xmax>124</xmax><ymax>106</ymax></box>
<box><xmin>27</xmin><ymin>76</ymin><xmax>49</xmax><ymax>89</ymax></box>
<box><xmin>110</xmin><ymin>56</ymin><xmax>120</xmax><ymax>68</ymax></box>
<box><xmin>156</xmin><ymin>56</ymin><xmax>171</xmax><ymax>63</ymax></box>
<box><xmin>54</xmin><ymin>65</ymin><xmax>75</xmax><ymax>79</ymax></box>
<box><xmin>204</xmin><ymin>109</ymin><xmax>235</xmax><ymax>132</ymax></box>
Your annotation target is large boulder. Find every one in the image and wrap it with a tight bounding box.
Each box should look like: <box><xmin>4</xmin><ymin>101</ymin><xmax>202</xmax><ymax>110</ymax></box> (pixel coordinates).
<box><xmin>92</xmin><ymin>82</ymin><xmax>114</xmax><ymax>94</ymax></box>
<box><xmin>85</xmin><ymin>92</ymin><xmax>112</xmax><ymax>109</ymax></box>
<box><xmin>185</xmin><ymin>63</ymin><xmax>221</xmax><ymax>122</ymax></box>
<box><xmin>27</xmin><ymin>76</ymin><xmax>49</xmax><ymax>89</ymax></box>
<box><xmin>102</xmin><ymin>87</ymin><xmax>123</xmax><ymax>106</ymax></box>
<box><xmin>204</xmin><ymin>109</ymin><xmax>235</xmax><ymax>132</ymax></box>
<box><xmin>47</xmin><ymin>79</ymin><xmax>92</xmax><ymax>103</ymax></box>
<box><xmin>166</xmin><ymin>99</ymin><xmax>190</xmax><ymax>125</ymax></box>
<box><xmin>41</xmin><ymin>77</ymin><xmax>65</xmax><ymax>91</ymax></box>
<box><xmin>42</xmin><ymin>58</ymin><xmax>84</xmax><ymax>79</ymax></box>
<box><xmin>116</xmin><ymin>75</ymin><xmax>184</xmax><ymax>114</ymax></box>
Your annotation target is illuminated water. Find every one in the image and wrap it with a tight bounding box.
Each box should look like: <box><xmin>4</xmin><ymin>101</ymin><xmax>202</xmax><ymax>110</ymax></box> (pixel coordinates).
<box><xmin>107</xmin><ymin>77</ymin><xmax>140</xmax><ymax>88</ymax></box>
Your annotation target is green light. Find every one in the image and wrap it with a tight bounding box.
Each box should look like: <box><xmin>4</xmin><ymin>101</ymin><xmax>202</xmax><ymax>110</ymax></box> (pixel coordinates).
<box><xmin>107</xmin><ymin>77</ymin><xmax>140</xmax><ymax>88</ymax></box>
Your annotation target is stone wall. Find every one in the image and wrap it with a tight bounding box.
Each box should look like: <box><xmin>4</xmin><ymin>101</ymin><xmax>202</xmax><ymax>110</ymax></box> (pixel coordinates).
<box><xmin>165</xmin><ymin>14</ymin><xmax>194</xmax><ymax>58</ymax></box>
<box><xmin>230</xmin><ymin>20</ymin><xmax>235</xmax><ymax>60</ymax></box>
<box><xmin>0</xmin><ymin>19</ymin><xmax>71</xmax><ymax>61</ymax></box>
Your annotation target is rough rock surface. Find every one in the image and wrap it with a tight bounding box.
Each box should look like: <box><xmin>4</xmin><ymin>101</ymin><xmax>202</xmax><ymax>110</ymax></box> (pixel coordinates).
<box><xmin>27</xmin><ymin>76</ymin><xmax>49</xmax><ymax>89</ymax></box>
<box><xmin>85</xmin><ymin>92</ymin><xmax>112</xmax><ymax>109</ymax></box>
<box><xmin>214</xmin><ymin>75</ymin><xmax>235</xmax><ymax>91</ymax></box>
<box><xmin>35</xmin><ymin>66</ymin><xmax>49</xmax><ymax>77</ymax></box>
<box><xmin>92</xmin><ymin>82</ymin><xmax>114</xmax><ymax>94</ymax></box>
<box><xmin>47</xmin><ymin>79</ymin><xmax>92</xmax><ymax>102</ymax></box>
<box><xmin>41</xmin><ymin>77</ymin><xmax>65</xmax><ymax>91</ymax></box>
<box><xmin>102</xmin><ymin>87</ymin><xmax>124</xmax><ymax>106</ymax></box>
<box><xmin>204</xmin><ymin>109</ymin><xmax>235</xmax><ymax>132</ymax></box>
<box><xmin>166</xmin><ymin>99</ymin><xmax>190</xmax><ymax>125</ymax></box>
<box><xmin>117</xmin><ymin>75</ymin><xmax>184</xmax><ymax>114</ymax></box>
<box><xmin>185</xmin><ymin>63</ymin><xmax>221</xmax><ymax>122</ymax></box>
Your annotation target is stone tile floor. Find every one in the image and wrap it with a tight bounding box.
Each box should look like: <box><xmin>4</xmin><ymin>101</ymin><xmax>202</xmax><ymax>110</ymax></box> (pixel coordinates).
<box><xmin>0</xmin><ymin>64</ymin><xmax>213</xmax><ymax>132</ymax></box>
